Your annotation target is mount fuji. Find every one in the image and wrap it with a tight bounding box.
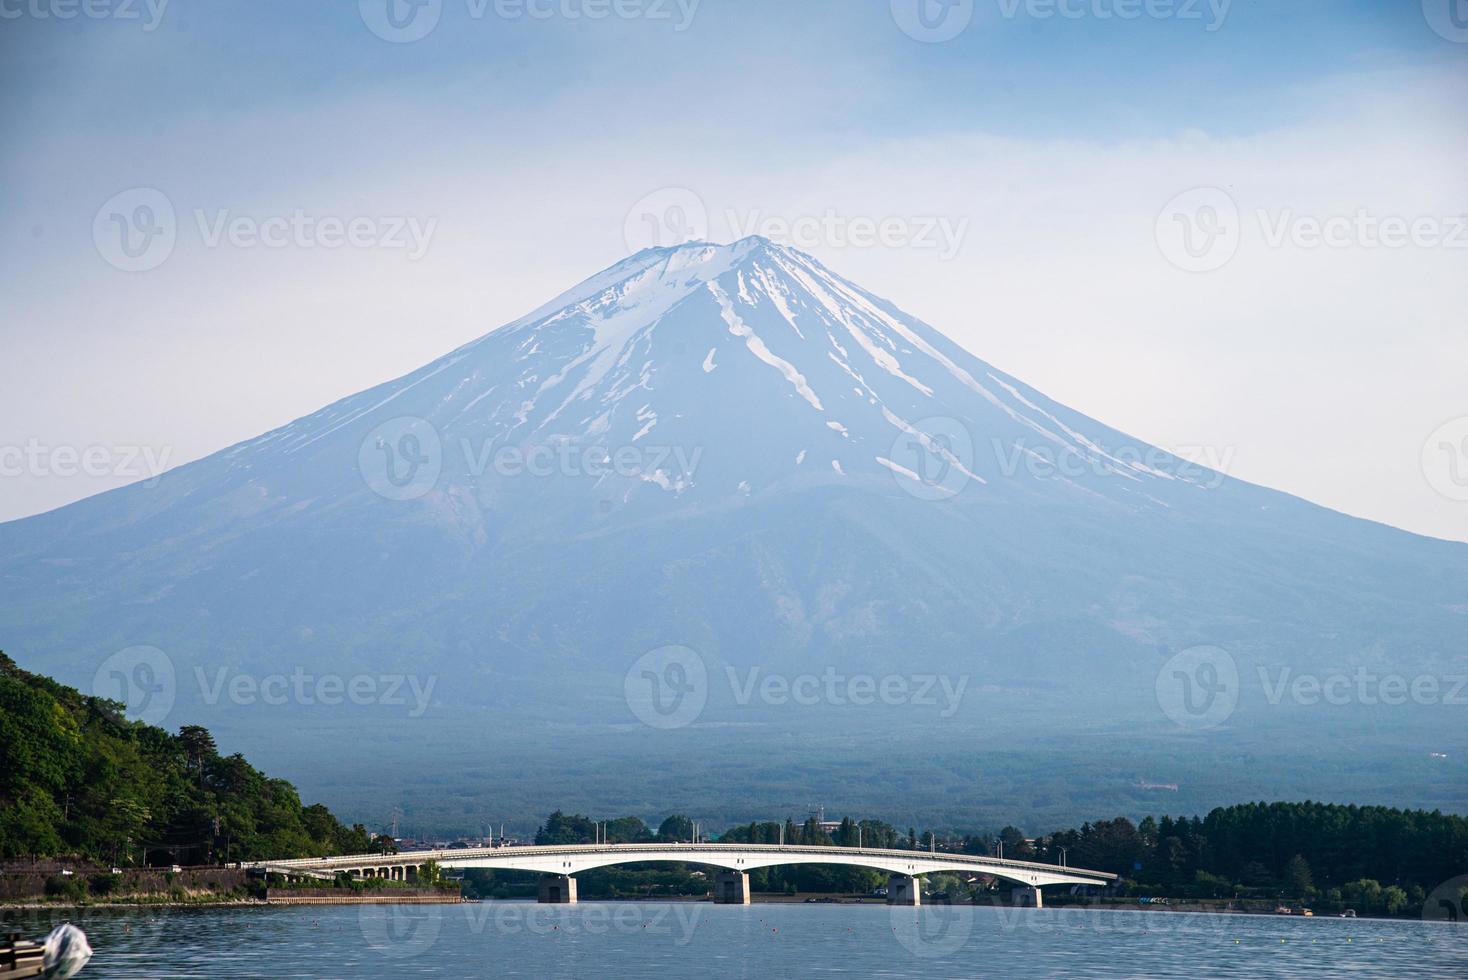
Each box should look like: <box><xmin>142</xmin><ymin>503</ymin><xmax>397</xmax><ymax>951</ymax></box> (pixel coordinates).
<box><xmin>3</xmin><ymin>237</ymin><xmax>1464</xmax><ymax>830</ymax></box>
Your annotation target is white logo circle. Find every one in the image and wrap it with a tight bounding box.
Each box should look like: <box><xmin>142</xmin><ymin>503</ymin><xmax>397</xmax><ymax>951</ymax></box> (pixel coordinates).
<box><xmin>624</xmin><ymin>645</ymin><xmax>707</xmax><ymax>730</ymax></box>
<box><xmin>890</xmin><ymin>903</ymin><xmax>973</xmax><ymax>958</ymax></box>
<box><xmin>1423</xmin><ymin>874</ymin><xmax>1468</xmax><ymax>924</ymax></box>
<box><xmin>1422</xmin><ymin>0</ymin><xmax>1468</xmax><ymax>43</ymax></box>
<box><xmin>890</xmin><ymin>0</ymin><xmax>974</xmax><ymax>43</ymax></box>
<box><xmin>359</xmin><ymin>0</ymin><xmax>442</xmax><ymax>43</ymax></box>
<box><xmin>359</xmin><ymin>903</ymin><xmax>443</xmax><ymax>958</ymax></box>
<box><xmin>93</xmin><ymin>188</ymin><xmax>176</xmax><ymax>273</ymax></box>
<box><xmin>1155</xmin><ymin>186</ymin><xmax>1240</xmax><ymax>273</ymax></box>
<box><xmin>358</xmin><ymin>416</ymin><xmax>443</xmax><ymax>501</ymax></box>
<box><xmin>623</xmin><ymin>187</ymin><xmax>709</xmax><ymax>253</ymax></box>
<box><xmin>93</xmin><ymin>646</ymin><xmax>176</xmax><ymax>726</ymax></box>
<box><xmin>1155</xmin><ymin>645</ymin><xmax>1238</xmax><ymax>730</ymax></box>
<box><xmin>888</xmin><ymin>416</ymin><xmax>975</xmax><ymax>500</ymax></box>
<box><xmin>1422</xmin><ymin>416</ymin><xmax>1468</xmax><ymax>502</ymax></box>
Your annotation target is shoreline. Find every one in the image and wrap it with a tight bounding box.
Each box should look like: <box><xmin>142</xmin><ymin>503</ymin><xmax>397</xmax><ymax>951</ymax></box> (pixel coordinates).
<box><xmin>0</xmin><ymin>896</ymin><xmax>1416</xmax><ymax>923</ymax></box>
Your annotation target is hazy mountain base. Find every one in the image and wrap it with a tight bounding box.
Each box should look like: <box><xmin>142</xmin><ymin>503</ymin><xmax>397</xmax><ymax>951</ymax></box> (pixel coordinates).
<box><xmin>6</xmin><ymin>480</ymin><xmax>1464</xmax><ymax>843</ymax></box>
<box><xmin>213</xmin><ymin>701</ymin><xmax>1464</xmax><ymax>839</ymax></box>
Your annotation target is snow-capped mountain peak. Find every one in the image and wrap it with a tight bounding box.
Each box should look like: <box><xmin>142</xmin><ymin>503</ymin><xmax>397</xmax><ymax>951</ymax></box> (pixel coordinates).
<box><xmin>349</xmin><ymin>236</ymin><xmax>1207</xmax><ymax>507</ymax></box>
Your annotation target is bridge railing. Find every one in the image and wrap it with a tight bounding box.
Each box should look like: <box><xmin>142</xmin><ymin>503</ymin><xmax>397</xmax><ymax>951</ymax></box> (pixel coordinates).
<box><xmin>246</xmin><ymin>842</ymin><xmax>1115</xmax><ymax>882</ymax></box>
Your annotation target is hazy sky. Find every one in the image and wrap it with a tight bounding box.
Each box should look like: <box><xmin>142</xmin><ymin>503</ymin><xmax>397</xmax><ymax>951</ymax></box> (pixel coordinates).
<box><xmin>2</xmin><ymin>0</ymin><xmax>1465</xmax><ymax>542</ymax></box>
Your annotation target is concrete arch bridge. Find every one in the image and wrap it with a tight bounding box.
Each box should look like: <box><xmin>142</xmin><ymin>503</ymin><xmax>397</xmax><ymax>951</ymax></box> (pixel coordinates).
<box><xmin>246</xmin><ymin>842</ymin><xmax>1115</xmax><ymax>906</ymax></box>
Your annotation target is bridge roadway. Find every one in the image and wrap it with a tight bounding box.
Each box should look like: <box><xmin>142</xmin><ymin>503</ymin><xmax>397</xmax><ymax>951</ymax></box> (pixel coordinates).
<box><xmin>246</xmin><ymin>842</ymin><xmax>1116</xmax><ymax>907</ymax></box>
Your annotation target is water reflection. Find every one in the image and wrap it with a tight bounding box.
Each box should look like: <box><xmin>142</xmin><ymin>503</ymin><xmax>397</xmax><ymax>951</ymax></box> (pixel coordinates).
<box><xmin>4</xmin><ymin>902</ymin><xmax>1464</xmax><ymax>979</ymax></box>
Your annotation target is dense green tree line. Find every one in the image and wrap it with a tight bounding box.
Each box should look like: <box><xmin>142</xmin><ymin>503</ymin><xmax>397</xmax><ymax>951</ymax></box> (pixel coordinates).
<box><xmin>526</xmin><ymin>801</ymin><xmax>1464</xmax><ymax>912</ymax></box>
<box><xmin>1027</xmin><ymin>802</ymin><xmax>1467</xmax><ymax>913</ymax></box>
<box><xmin>0</xmin><ymin>653</ymin><xmax>389</xmax><ymax>865</ymax></box>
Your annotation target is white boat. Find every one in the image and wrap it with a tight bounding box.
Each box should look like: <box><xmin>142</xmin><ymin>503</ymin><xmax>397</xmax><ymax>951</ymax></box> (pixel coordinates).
<box><xmin>0</xmin><ymin>925</ymin><xmax>91</xmax><ymax>980</ymax></box>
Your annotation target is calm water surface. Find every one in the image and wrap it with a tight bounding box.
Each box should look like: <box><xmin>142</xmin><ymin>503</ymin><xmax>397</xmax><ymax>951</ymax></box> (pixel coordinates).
<box><xmin>6</xmin><ymin>901</ymin><xmax>1465</xmax><ymax>979</ymax></box>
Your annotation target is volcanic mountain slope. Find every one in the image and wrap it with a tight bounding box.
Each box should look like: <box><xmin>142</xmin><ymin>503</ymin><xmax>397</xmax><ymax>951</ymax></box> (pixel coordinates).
<box><xmin>1</xmin><ymin>236</ymin><xmax>1464</xmax><ymax>718</ymax></box>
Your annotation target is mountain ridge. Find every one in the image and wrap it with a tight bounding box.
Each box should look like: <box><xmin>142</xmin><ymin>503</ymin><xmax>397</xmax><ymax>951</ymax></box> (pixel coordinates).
<box><xmin>1</xmin><ymin>238</ymin><xmax>1464</xmax><ymax>826</ymax></box>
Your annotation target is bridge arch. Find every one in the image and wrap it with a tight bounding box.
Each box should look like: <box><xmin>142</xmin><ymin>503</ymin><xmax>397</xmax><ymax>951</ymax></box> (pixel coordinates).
<box><xmin>249</xmin><ymin>842</ymin><xmax>1114</xmax><ymax>907</ymax></box>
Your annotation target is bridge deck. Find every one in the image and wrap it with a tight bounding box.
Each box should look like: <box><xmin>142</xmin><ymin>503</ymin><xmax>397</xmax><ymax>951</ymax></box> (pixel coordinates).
<box><xmin>247</xmin><ymin>842</ymin><xmax>1115</xmax><ymax>887</ymax></box>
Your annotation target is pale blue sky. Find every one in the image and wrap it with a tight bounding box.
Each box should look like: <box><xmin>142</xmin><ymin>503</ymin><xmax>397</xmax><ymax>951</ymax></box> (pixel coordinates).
<box><xmin>2</xmin><ymin>0</ymin><xmax>1466</xmax><ymax>540</ymax></box>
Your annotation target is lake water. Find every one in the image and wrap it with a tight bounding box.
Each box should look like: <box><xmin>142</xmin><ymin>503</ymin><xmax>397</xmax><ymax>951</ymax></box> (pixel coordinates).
<box><xmin>6</xmin><ymin>901</ymin><xmax>1465</xmax><ymax>978</ymax></box>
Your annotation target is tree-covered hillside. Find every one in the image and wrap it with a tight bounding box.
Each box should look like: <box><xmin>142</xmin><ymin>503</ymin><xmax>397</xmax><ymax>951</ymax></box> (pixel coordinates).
<box><xmin>0</xmin><ymin>652</ymin><xmax>387</xmax><ymax>865</ymax></box>
<box><xmin>1025</xmin><ymin>801</ymin><xmax>1467</xmax><ymax>899</ymax></box>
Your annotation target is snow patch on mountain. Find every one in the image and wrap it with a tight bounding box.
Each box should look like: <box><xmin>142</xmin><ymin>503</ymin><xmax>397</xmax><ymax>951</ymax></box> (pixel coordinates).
<box><xmin>707</xmin><ymin>281</ymin><xmax>824</xmax><ymax>412</ymax></box>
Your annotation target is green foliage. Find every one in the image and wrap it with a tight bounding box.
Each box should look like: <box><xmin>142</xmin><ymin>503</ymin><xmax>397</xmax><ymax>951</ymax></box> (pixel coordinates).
<box><xmin>656</xmin><ymin>815</ymin><xmax>694</xmax><ymax>842</ymax></box>
<box><xmin>0</xmin><ymin>652</ymin><xmax>381</xmax><ymax>864</ymax></box>
<box><xmin>44</xmin><ymin>875</ymin><xmax>86</xmax><ymax>902</ymax></box>
<box><xmin>1031</xmin><ymin>800</ymin><xmax>1467</xmax><ymax>914</ymax></box>
<box><xmin>1284</xmin><ymin>854</ymin><xmax>1313</xmax><ymax>898</ymax></box>
<box><xmin>88</xmin><ymin>873</ymin><xmax>121</xmax><ymax>896</ymax></box>
<box><xmin>998</xmin><ymin>826</ymin><xmax>1033</xmax><ymax>859</ymax></box>
<box><xmin>603</xmin><ymin>816</ymin><xmax>651</xmax><ymax>843</ymax></box>
<box><xmin>534</xmin><ymin>811</ymin><xmax>657</xmax><ymax>846</ymax></box>
<box><xmin>534</xmin><ymin>811</ymin><xmax>595</xmax><ymax>845</ymax></box>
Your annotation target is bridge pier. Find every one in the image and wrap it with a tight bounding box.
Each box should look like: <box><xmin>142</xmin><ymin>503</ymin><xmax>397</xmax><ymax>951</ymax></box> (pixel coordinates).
<box><xmin>886</xmin><ymin>874</ymin><xmax>921</xmax><ymax>906</ymax></box>
<box><xmin>1022</xmin><ymin>885</ymin><xmax>1043</xmax><ymax>909</ymax></box>
<box><xmin>712</xmin><ymin>870</ymin><xmax>751</xmax><ymax>904</ymax></box>
<box><xmin>537</xmin><ymin>874</ymin><xmax>578</xmax><ymax>904</ymax></box>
